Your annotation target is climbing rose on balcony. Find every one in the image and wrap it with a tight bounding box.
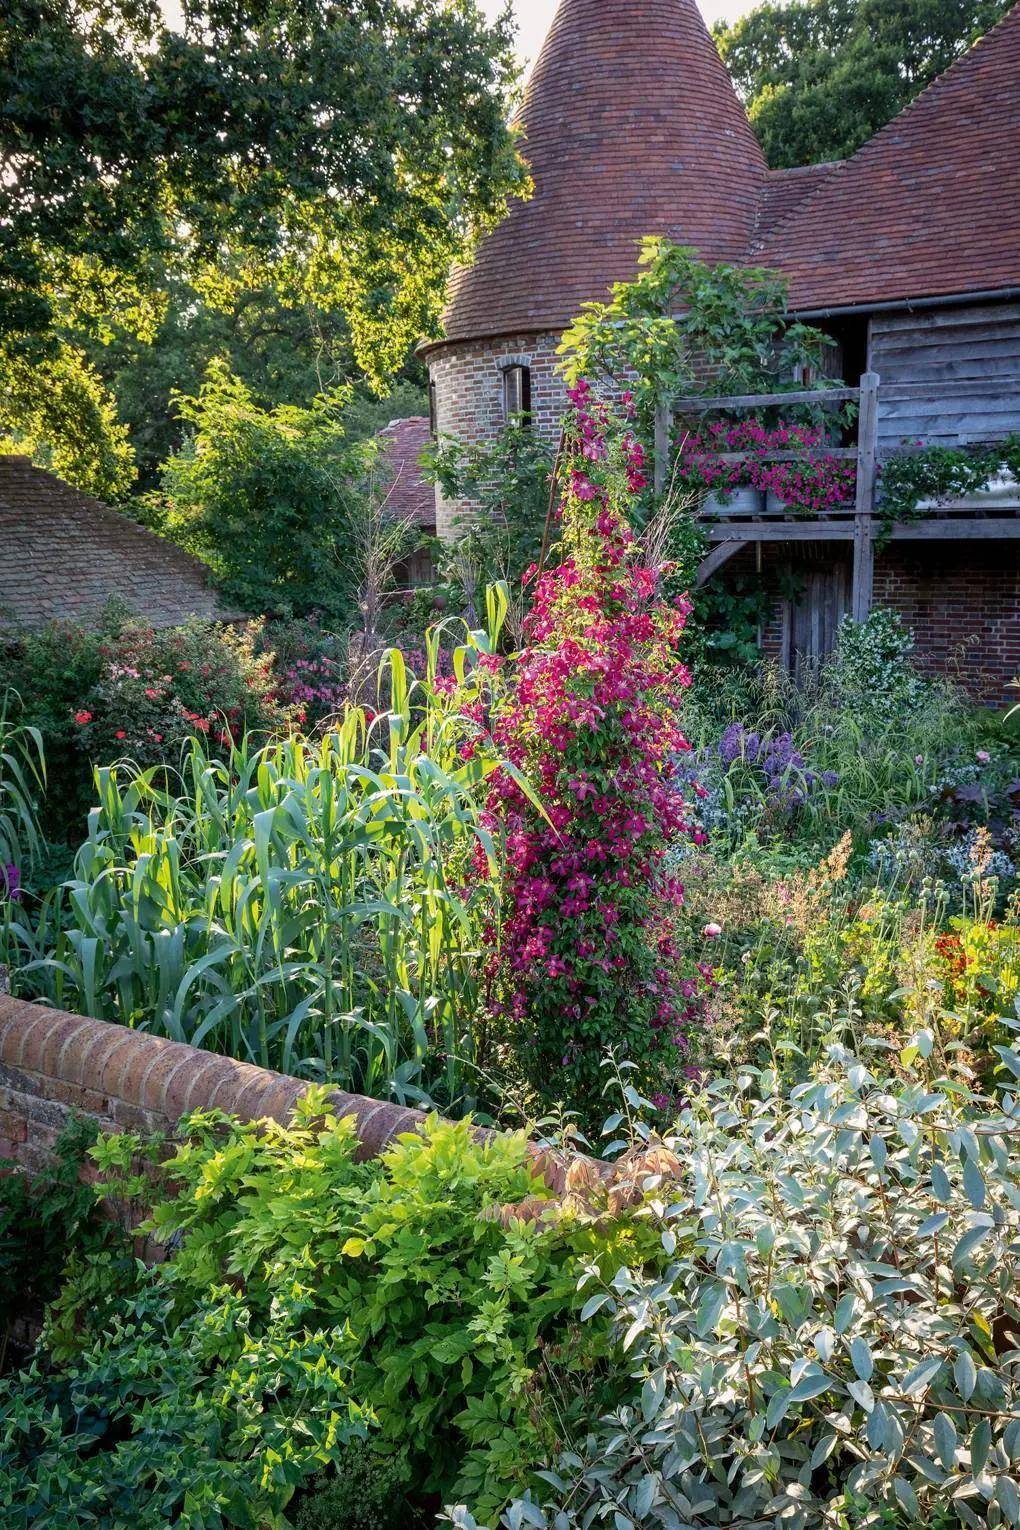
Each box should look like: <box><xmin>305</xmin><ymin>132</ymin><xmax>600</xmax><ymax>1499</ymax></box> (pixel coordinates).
<box><xmin>484</xmin><ymin>380</ymin><xmax>704</xmax><ymax>1117</ymax></box>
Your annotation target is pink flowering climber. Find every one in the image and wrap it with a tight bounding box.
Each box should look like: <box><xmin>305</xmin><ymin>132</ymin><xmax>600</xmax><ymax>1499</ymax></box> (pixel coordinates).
<box><xmin>483</xmin><ymin>380</ymin><xmax>707</xmax><ymax>1117</ymax></box>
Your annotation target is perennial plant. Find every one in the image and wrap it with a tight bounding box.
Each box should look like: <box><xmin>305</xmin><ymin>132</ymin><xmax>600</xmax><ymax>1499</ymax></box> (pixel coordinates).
<box><xmin>485</xmin><ymin>382</ymin><xmax>703</xmax><ymax>1116</ymax></box>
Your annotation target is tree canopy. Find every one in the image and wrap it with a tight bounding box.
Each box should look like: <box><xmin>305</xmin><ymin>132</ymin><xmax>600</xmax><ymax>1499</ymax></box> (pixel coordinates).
<box><xmin>159</xmin><ymin>358</ymin><xmax>371</xmax><ymax>619</ymax></box>
<box><xmin>86</xmin><ymin>284</ymin><xmax>427</xmax><ymax>488</ymax></box>
<box><xmin>714</xmin><ymin>0</ymin><xmax>1014</xmax><ymax>168</ymax></box>
<box><xmin>0</xmin><ymin>0</ymin><xmax>525</xmax><ymax>490</ymax></box>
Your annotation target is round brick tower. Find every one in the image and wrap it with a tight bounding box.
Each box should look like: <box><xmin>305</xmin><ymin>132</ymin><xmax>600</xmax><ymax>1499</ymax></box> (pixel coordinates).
<box><xmin>422</xmin><ymin>0</ymin><xmax>767</xmax><ymax>537</ymax></box>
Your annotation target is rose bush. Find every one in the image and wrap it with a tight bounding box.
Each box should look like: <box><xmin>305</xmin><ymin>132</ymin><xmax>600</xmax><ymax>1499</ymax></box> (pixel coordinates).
<box><xmin>1</xmin><ymin>614</ymin><xmax>293</xmax><ymax>842</ymax></box>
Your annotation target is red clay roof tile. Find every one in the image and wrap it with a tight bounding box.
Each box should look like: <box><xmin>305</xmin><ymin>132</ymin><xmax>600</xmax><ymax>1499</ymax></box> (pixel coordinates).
<box><xmin>437</xmin><ymin>0</ymin><xmax>767</xmax><ymax>347</ymax></box>
<box><xmin>376</xmin><ymin>418</ymin><xmax>435</xmax><ymax>530</ymax></box>
<box><xmin>753</xmin><ymin>1</ymin><xmax>1020</xmax><ymax>310</ymax></box>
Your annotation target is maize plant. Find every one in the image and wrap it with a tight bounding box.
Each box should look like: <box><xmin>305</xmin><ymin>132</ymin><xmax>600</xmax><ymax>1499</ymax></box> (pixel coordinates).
<box><xmin>15</xmin><ymin>613</ymin><xmax>523</xmax><ymax>1112</ymax></box>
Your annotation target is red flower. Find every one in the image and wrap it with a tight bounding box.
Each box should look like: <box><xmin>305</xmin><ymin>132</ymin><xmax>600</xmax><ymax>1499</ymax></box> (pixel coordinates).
<box><xmin>73</xmin><ymin>710</ymin><xmax>92</xmax><ymax>725</ymax></box>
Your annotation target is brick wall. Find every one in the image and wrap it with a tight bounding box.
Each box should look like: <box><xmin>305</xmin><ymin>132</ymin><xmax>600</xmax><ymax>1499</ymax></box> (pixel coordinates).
<box><xmin>709</xmin><ymin>541</ymin><xmax>1020</xmax><ymax>704</ymax></box>
<box><xmin>427</xmin><ymin>332</ymin><xmax>565</xmax><ymax>538</ymax></box>
<box><xmin>0</xmin><ymin>998</ymin><xmax>588</xmax><ymax>1193</ymax></box>
<box><xmin>873</xmin><ymin>545</ymin><xmax>1020</xmax><ymax>704</ymax></box>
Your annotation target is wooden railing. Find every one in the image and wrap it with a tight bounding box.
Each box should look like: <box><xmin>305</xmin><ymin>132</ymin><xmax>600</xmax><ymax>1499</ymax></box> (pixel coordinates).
<box><xmin>652</xmin><ymin>374</ymin><xmax>879</xmax><ymax>617</ymax></box>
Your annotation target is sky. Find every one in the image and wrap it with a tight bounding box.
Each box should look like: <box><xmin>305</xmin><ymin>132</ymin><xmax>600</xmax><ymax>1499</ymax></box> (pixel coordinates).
<box><xmin>481</xmin><ymin>0</ymin><xmax>758</xmax><ymax>69</ymax></box>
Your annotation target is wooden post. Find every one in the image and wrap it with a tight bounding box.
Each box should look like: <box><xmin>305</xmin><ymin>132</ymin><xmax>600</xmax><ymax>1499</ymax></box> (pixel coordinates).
<box><xmin>653</xmin><ymin>396</ymin><xmax>670</xmax><ymax>499</ymax></box>
<box><xmin>851</xmin><ymin>370</ymin><xmax>879</xmax><ymax>621</ymax></box>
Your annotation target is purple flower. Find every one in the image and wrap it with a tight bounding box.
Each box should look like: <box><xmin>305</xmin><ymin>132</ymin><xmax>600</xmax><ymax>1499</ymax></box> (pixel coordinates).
<box><xmin>1</xmin><ymin>863</ymin><xmax>21</xmax><ymax>903</ymax></box>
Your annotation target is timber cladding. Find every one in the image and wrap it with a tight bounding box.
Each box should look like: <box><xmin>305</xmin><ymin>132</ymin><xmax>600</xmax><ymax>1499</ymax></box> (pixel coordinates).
<box><xmin>872</xmin><ymin>301</ymin><xmax>1020</xmax><ymax>451</ymax></box>
<box><xmin>0</xmin><ymin>998</ymin><xmax>589</xmax><ymax>1194</ymax></box>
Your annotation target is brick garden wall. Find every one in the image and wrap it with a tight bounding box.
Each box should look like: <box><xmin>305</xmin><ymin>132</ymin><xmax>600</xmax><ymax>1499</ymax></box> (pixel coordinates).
<box><xmin>0</xmin><ymin>997</ymin><xmax>586</xmax><ymax>1193</ymax></box>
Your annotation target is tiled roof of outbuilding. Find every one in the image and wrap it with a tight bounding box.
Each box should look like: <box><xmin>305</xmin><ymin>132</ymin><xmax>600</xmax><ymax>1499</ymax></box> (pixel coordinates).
<box><xmin>376</xmin><ymin>418</ymin><xmax>435</xmax><ymax>530</ymax></box>
<box><xmin>0</xmin><ymin>456</ymin><xmax>231</xmax><ymax>631</ymax></box>
<box><xmin>436</xmin><ymin>0</ymin><xmax>767</xmax><ymax>348</ymax></box>
<box><xmin>752</xmin><ymin>163</ymin><xmax>842</xmax><ymax>243</ymax></box>
<box><xmin>753</xmin><ymin>1</ymin><xmax>1020</xmax><ymax>311</ymax></box>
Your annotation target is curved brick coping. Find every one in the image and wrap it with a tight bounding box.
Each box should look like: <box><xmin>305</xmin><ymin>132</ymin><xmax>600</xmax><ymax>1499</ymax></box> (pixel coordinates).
<box><xmin>0</xmin><ymin>997</ymin><xmax>587</xmax><ymax>1193</ymax></box>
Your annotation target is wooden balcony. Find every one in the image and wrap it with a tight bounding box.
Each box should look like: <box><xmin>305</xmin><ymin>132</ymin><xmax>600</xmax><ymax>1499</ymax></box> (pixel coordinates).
<box><xmin>652</xmin><ymin>372</ymin><xmax>1020</xmax><ymax>619</ymax></box>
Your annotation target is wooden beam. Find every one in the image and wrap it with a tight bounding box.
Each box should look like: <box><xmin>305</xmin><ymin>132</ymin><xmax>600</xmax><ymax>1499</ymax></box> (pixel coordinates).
<box><xmin>695</xmin><ymin>541</ymin><xmax>745</xmax><ymax>586</ymax></box>
<box><xmin>716</xmin><ymin>447</ymin><xmax>858</xmax><ymax>463</ymax></box>
<box><xmin>888</xmin><ymin>516</ymin><xmax>1020</xmax><ymax>539</ymax></box>
<box><xmin>653</xmin><ymin>396</ymin><xmax>669</xmax><ymax>498</ymax></box>
<box><xmin>670</xmin><ymin>386</ymin><xmax>859</xmax><ymax>412</ymax></box>
<box><xmin>852</xmin><ymin>370</ymin><xmax>879</xmax><ymax>620</ymax></box>
<box><xmin>700</xmin><ymin>514</ymin><xmax>1020</xmax><ymax>545</ymax></box>
<box><xmin>705</xmin><ymin>521</ymin><xmax>855</xmax><ymax>542</ymax></box>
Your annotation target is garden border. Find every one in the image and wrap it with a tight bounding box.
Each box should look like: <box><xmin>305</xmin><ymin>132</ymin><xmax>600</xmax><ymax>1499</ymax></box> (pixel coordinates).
<box><xmin>0</xmin><ymin>997</ymin><xmax>591</xmax><ymax>1193</ymax></box>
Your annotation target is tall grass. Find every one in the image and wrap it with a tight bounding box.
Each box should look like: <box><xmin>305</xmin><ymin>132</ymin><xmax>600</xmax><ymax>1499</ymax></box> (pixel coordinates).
<box><xmin>10</xmin><ymin>624</ymin><xmax>520</xmax><ymax>1112</ymax></box>
<box><xmin>0</xmin><ymin>696</ymin><xmax>45</xmax><ymax>891</ymax></box>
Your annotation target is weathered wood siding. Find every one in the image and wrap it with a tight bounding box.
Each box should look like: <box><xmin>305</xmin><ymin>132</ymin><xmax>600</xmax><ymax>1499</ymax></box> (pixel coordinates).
<box><xmin>871</xmin><ymin>301</ymin><xmax>1020</xmax><ymax>451</ymax></box>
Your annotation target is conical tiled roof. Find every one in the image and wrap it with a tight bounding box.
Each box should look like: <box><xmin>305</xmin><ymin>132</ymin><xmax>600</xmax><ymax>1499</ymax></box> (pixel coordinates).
<box><xmin>753</xmin><ymin>0</ymin><xmax>1020</xmax><ymax>310</ymax></box>
<box><xmin>436</xmin><ymin>0</ymin><xmax>767</xmax><ymax>347</ymax></box>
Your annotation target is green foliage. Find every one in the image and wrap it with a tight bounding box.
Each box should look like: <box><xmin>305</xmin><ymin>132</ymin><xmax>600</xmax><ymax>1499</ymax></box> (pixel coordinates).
<box><xmin>878</xmin><ymin>437</ymin><xmax>1020</xmax><ymax>542</ymax></box>
<box><xmin>6</xmin><ymin>1094</ymin><xmax>643</xmax><ymax>1525</ymax></box>
<box><xmin>294</xmin><ymin>1446</ymin><xmax>413</xmax><ymax>1530</ymax></box>
<box><xmin>0</xmin><ymin>1275</ymin><xmax>368</xmax><ymax>1529</ymax></box>
<box><xmin>141</xmin><ymin>1100</ymin><xmax>619</xmax><ymax>1519</ymax></box>
<box><xmin>715</xmin><ymin>0</ymin><xmax>1014</xmax><ymax>167</ymax></box>
<box><xmin>827</xmin><ymin>608</ymin><xmax>923</xmax><ymax>724</ymax></box>
<box><xmin>8</xmin><ymin>631</ymin><xmax>512</xmax><ymax>1109</ymax></box>
<box><xmin>0</xmin><ymin>0</ymin><xmax>525</xmax><ymax>390</ymax></box>
<box><xmin>424</xmin><ymin>422</ymin><xmax>553</xmax><ymax>624</ymax></box>
<box><xmin>559</xmin><ymin>240</ymin><xmax>831</xmax><ymax>446</ymax></box>
<box><xmin>159</xmin><ymin>359</ymin><xmax>369</xmax><ymax>618</ymax></box>
<box><xmin>0</xmin><ymin>701</ymin><xmax>45</xmax><ymax>887</ymax></box>
<box><xmin>0</xmin><ymin>340</ymin><xmax>135</xmax><ymax>501</ymax></box>
<box><xmin>0</xmin><ymin>1116</ymin><xmax>116</xmax><ymax>1368</ymax></box>
<box><xmin>455</xmin><ymin>1044</ymin><xmax>1020</xmax><ymax>1528</ymax></box>
<box><xmin>85</xmin><ymin>283</ymin><xmax>427</xmax><ymax>490</ymax></box>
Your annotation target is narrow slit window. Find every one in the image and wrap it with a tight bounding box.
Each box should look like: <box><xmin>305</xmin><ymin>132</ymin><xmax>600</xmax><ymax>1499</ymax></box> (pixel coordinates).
<box><xmin>502</xmin><ymin>364</ymin><xmax>532</xmax><ymax>426</ymax></box>
<box><xmin>428</xmin><ymin>378</ymin><xmax>437</xmax><ymax>437</ymax></box>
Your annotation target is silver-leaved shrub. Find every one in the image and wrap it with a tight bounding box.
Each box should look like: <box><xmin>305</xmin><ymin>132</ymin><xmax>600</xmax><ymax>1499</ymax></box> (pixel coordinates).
<box><xmin>447</xmin><ymin>1037</ymin><xmax>1020</xmax><ymax>1528</ymax></box>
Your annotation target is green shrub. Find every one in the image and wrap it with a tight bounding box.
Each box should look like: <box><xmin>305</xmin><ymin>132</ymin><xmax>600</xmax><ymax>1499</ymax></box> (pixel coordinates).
<box><xmin>1</xmin><ymin>1093</ymin><xmax>648</xmax><ymax>1525</ymax></box>
<box><xmin>452</xmin><ymin>1041</ymin><xmax>1020</xmax><ymax>1528</ymax></box>
<box><xmin>121</xmin><ymin>1093</ymin><xmax>641</xmax><ymax>1521</ymax></box>
<box><xmin>0</xmin><ymin>1116</ymin><xmax>118</xmax><ymax>1369</ymax></box>
<box><xmin>161</xmin><ymin>358</ymin><xmax>371</xmax><ymax>620</ymax></box>
<box><xmin>294</xmin><ymin>1445</ymin><xmax>413</xmax><ymax>1530</ymax></box>
<box><xmin>826</xmin><ymin>608</ymin><xmax>922</xmax><ymax>724</ymax></box>
<box><xmin>0</xmin><ymin>1276</ymin><xmax>368</xmax><ymax>1529</ymax></box>
<box><xmin>0</xmin><ymin>613</ymin><xmax>291</xmax><ymax>846</ymax></box>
